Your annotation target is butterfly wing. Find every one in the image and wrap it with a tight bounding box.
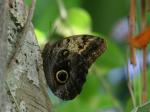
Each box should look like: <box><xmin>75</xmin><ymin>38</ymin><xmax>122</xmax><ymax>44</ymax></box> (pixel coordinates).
<box><xmin>42</xmin><ymin>35</ymin><xmax>106</xmax><ymax>100</ymax></box>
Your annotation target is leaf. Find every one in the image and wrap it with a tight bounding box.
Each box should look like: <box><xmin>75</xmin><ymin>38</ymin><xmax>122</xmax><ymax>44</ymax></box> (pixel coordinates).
<box><xmin>55</xmin><ymin>74</ymin><xmax>120</xmax><ymax>112</ymax></box>
<box><xmin>55</xmin><ymin>8</ymin><xmax>92</xmax><ymax>36</ymax></box>
<box><xmin>95</xmin><ymin>38</ymin><xmax>125</xmax><ymax>74</ymax></box>
<box><xmin>34</xmin><ymin>29</ymin><xmax>47</xmax><ymax>46</ymax></box>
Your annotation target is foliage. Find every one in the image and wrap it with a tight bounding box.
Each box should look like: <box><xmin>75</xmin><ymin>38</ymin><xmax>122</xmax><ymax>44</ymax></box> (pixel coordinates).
<box><xmin>25</xmin><ymin>0</ymin><xmax>150</xmax><ymax>111</ymax></box>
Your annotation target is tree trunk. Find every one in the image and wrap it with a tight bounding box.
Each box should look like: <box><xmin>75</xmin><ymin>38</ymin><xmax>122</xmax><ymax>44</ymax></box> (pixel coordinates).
<box><xmin>0</xmin><ymin>0</ymin><xmax>9</xmax><ymax>111</ymax></box>
<box><xmin>0</xmin><ymin>0</ymin><xmax>51</xmax><ymax>111</ymax></box>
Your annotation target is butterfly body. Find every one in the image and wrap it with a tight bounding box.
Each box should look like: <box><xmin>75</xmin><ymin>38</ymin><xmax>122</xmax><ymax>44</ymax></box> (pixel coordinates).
<box><xmin>42</xmin><ymin>35</ymin><xmax>106</xmax><ymax>100</ymax></box>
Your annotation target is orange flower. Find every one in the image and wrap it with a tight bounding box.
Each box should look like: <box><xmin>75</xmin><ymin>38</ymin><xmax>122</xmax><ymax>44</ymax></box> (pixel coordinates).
<box><xmin>129</xmin><ymin>27</ymin><xmax>150</xmax><ymax>48</ymax></box>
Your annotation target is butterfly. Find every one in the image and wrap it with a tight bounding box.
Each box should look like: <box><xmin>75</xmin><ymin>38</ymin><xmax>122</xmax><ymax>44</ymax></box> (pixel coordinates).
<box><xmin>42</xmin><ymin>35</ymin><xmax>106</xmax><ymax>100</ymax></box>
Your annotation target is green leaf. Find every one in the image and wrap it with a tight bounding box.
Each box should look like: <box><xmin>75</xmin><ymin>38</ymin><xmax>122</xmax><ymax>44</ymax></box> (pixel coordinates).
<box><xmin>95</xmin><ymin>38</ymin><xmax>125</xmax><ymax>74</ymax></box>
<box><xmin>55</xmin><ymin>8</ymin><xmax>92</xmax><ymax>36</ymax></box>
<box><xmin>33</xmin><ymin>0</ymin><xmax>59</xmax><ymax>35</ymax></box>
<box><xmin>55</xmin><ymin>74</ymin><xmax>121</xmax><ymax>112</ymax></box>
<box><xmin>146</xmin><ymin>12</ymin><xmax>150</xmax><ymax>27</ymax></box>
<box><xmin>34</xmin><ymin>29</ymin><xmax>47</xmax><ymax>46</ymax></box>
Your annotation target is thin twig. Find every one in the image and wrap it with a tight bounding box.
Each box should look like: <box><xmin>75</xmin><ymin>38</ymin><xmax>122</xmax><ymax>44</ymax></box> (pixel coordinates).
<box><xmin>129</xmin><ymin>0</ymin><xmax>136</xmax><ymax>65</ymax></box>
<box><xmin>126</xmin><ymin>46</ymin><xmax>137</xmax><ymax>107</ymax></box>
<box><xmin>147</xmin><ymin>0</ymin><xmax>150</xmax><ymax>11</ymax></box>
<box><xmin>142</xmin><ymin>47</ymin><xmax>147</xmax><ymax>103</ymax></box>
<box><xmin>141</xmin><ymin>0</ymin><xmax>146</xmax><ymax>30</ymax></box>
<box><xmin>128</xmin><ymin>0</ymin><xmax>137</xmax><ymax>108</ymax></box>
<box><xmin>141</xmin><ymin>0</ymin><xmax>148</xmax><ymax>103</ymax></box>
<box><xmin>56</xmin><ymin>0</ymin><xmax>67</xmax><ymax>20</ymax></box>
<box><xmin>128</xmin><ymin>82</ymin><xmax>136</xmax><ymax>107</ymax></box>
<box><xmin>127</xmin><ymin>62</ymin><xmax>136</xmax><ymax>107</ymax></box>
<box><xmin>56</xmin><ymin>0</ymin><xmax>74</xmax><ymax>35</ymax></box>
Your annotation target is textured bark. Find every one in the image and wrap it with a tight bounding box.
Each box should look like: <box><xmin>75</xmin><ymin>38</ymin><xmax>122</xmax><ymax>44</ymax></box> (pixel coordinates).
<box><xmin>0</xmin><ymin>0</ymin><xmax>9</xmax><ymax>111</ymax></box>
<box><xmin>0</xmin><ymin>0</ymin><xmax>51</xmax><ymax>111</ymax></box>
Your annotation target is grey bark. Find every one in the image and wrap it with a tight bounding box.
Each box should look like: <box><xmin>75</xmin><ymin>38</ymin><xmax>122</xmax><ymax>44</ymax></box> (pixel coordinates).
<box><xmin>0</xmin><ymin>0</ymin><xmax>9</xmax><ymax>111</ymax></box>
<box><xmin>0</xmin><ymin>0</ymin><xmax>51</xmax><ymax>111</ymax></box>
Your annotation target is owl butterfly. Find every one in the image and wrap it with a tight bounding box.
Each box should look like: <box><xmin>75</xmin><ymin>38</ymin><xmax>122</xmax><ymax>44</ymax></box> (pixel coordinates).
<box><xmin>42</xmin><ymin>35</ymin><xmax>106</xmax><ymax>100</ymax></box>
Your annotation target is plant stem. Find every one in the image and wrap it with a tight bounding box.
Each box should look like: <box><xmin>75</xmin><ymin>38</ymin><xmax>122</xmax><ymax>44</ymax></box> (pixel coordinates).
<box><xmin>127</xmin><ymin>64</ymin><xmax>136</xmax><ymax>107</ymax></box>
<box><xmin>142</xmin><ymin>47</ymin><xmax>148</xmax><ymax>103</ymax></box>
<box><xmin>128</xmin><ymin>0</ymin><xmax>137</xmax><ymax>107</ymax></box>
<box><xmin>141</xmin><ymin>0</ymin><xmax>148</xmax><ymax>103</ymax></box>
<box><xmin>141</xmin><ymin>0</ymin><xmax>146</xmax><ymax>30</ymax></box>
<box><xmin>129</xmin><ymin>0</ymin><xmax>137</xmax><ymax>65</ymax></box>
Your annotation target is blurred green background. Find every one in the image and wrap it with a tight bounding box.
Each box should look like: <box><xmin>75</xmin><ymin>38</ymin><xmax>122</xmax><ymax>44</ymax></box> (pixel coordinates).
<box><xmin>25</xmin><ymin>0</ymin><xmax>150</xmax><ymax>112</ymax></box>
